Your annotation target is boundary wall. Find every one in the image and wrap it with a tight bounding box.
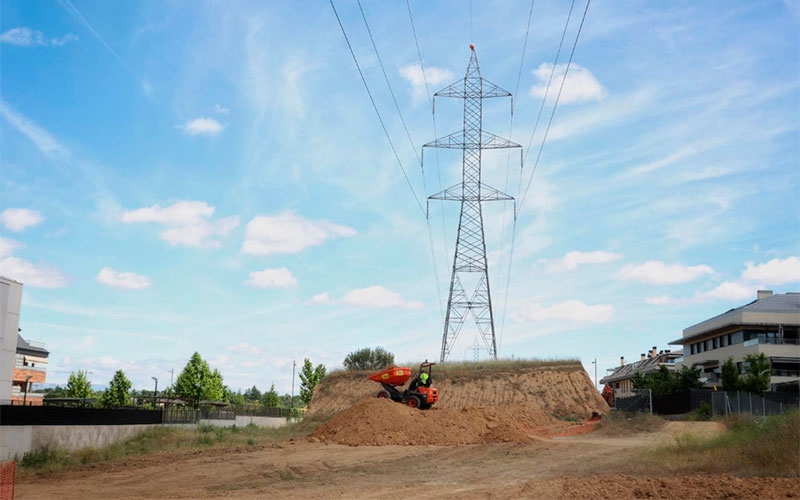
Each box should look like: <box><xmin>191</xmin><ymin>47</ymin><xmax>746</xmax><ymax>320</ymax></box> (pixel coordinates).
<box><xmin>1</xmin><ymin>416</ymin><xmax>288</xmax><ymax>460</ymax></box>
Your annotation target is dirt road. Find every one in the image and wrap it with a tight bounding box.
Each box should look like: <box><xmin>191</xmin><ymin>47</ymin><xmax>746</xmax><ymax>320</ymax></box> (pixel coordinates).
<box><xmin>16</xmin><ymin>422</ymin><xmax>799</xmax><ymax>499</ymax></box>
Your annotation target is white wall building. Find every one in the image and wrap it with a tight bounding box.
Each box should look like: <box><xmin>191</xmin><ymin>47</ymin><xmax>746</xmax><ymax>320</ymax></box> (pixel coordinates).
<box><xmin>669</xmin><ymin>290</ymin><xmax>800</xmax><ymax>389</ymax></box>
<box><xmin>1</xmin><ymin>276</ymin><xmax>24</xmax><ymax>405</ymax></box>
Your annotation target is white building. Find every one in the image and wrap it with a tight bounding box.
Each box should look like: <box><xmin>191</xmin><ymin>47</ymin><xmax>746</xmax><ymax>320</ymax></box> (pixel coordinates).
<box><xmin>669</xmin><ymin>290</ymin><xmax>800</xmax><ymax>390</ymax></box>
<box><xmin>0</xmin><ymin>276</ymin><xmax>24</xmax><ymax>405</ymax></box>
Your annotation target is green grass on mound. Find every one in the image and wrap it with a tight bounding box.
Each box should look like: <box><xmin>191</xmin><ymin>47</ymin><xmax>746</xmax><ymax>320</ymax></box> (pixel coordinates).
<box><xmin>324</xmin><ymin>357</ymin><xmax>582</xmax><ymax>380</ymax></box>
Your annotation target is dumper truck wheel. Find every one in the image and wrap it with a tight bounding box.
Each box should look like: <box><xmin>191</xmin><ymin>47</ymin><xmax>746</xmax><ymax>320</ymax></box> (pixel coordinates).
<box><xmin>376</xmin><ymin>390</ymin><xmax>390</xmax><ymax>399</ymax></box>
<box><xmin>407</xmin><ymin>395</ymin><xmax>421</xmax><ymax>409</ymax></box>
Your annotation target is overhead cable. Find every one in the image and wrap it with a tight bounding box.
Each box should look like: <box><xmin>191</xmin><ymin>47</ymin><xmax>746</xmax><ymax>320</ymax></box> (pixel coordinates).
<box><xmin>330</xmin><ymin>0</ymin><xmax>426</xmax><ymax>218</ymax></box>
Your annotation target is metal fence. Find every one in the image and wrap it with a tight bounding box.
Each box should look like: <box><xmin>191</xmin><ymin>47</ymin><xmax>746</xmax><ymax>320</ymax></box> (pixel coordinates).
<box><xmin>710</xmin><ymin>390</ymin><xmax>799</xmax><ymax>417</ymax></box>
<box><xmin>613</xmin><ymin>389</ymin><xmax>652</xmax><ymax>415</ymax></box>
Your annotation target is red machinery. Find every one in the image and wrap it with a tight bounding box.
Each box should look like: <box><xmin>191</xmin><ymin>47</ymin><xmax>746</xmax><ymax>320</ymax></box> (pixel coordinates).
<box><xmin>368</xmin><ymin>361</ymin><xmax>439</xmax><ymax>410</ymax></box>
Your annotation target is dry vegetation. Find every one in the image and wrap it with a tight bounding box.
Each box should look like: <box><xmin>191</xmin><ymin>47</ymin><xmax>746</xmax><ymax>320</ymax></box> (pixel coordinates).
<box><xmin>17</xmin><ymin>423</ymin><xmax>306</xmax><ymax>476</ymax></box>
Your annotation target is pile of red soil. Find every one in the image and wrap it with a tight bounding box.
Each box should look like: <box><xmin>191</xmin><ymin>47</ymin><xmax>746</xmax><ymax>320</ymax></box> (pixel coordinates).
<box><xmin>307</xmin><ymin>397</ymin><xmax>577</xmax><ymax>446</ymax></box>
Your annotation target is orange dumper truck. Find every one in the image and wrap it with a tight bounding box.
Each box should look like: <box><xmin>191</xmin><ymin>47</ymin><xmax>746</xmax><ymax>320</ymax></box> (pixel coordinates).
<box><xmin>368</xmin><ymin>361</ymin><xmax>439</xmax><ymax>410</ymax></box>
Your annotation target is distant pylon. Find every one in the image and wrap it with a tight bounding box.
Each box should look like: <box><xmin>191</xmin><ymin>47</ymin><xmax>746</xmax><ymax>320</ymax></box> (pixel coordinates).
<box><xmin>424</xmin><ymin>45</ymin><xmax>521</xmax><ymax>362</ymax></box>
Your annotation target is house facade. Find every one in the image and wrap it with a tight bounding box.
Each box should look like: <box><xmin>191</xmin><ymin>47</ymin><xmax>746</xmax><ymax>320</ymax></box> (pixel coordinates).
<box><xmin>13</xmin><ymin>334</ymin><xmax>49</xmax><ymax>405</ymax></box>
<box><xmin>669</xmin><ymin>290</ymin><xmax>800</xmax><ymax>390</ymax></box>
<box><xmin>599</xmin><ymin>346</ymin><xmax>682</xmax><ymax>400</ymax></box>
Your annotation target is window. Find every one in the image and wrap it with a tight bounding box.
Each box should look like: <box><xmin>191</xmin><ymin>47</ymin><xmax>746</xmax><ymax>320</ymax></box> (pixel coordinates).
<box><xmin>731</xmin><ymin>331</ymin><xmax>743</xmax><ymax>344</ymax></box>
<box><xmin>712</xmin><ymin>337</ymin><xmax>718</xmax><ymax>349</ymax></box>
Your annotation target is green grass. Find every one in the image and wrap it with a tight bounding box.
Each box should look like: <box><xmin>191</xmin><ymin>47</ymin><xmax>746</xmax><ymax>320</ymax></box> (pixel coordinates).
<box><xmin>646</xmin><ymin>410</ymin><xmax>800</xmax><ymax>477</ymax></box>
<box><xmin>17</xmin><ymin>423</ymin><xmax>308</xmax><ymax>474</ymax></box>
<box><xmin>324</xmin><ymin>358</ymin><xmax>581</xmax><ymax>381</ymax></box>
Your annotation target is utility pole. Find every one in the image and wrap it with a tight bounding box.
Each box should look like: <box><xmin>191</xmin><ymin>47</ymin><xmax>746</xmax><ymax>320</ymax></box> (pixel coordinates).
<box><xmin>291</xmin><ymin>360</ymin><xmax>296</xmax><ymax>411</ymax></box>
<box><xmin>424</xmin><ymin>44</ymin><xmax>521</xmax><ymax>362</ymax></box>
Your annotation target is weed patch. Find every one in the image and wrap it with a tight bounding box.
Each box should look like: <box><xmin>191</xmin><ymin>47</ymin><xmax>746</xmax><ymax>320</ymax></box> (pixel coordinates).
<box><xmin>596</xmin><ymin>411</ymin><xmax>665</xmax><ymax>435</ymax></box>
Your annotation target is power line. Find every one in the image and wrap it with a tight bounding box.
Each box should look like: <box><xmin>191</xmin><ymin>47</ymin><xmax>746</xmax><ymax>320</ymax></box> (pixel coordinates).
<box><xmin>406</xmin><ymin>0</ymin><xmax>449</xmax><ymax>319</ymax></box>
<box><xmin>329</xmin><ymin>0</ymin><xmax>426</xmax><ymax>217</ymax></box>
<box><xmin>498</xmin><ymin>0</ymin><xmax>537</xmax><ymax>351</ymax></box>
<box><xmin>357</xmin><ymin>0</ymin><xmax>421</xmax><ymax>167</ymax></box>
<box><xmin>518</xmin><ymin>0</ymin><xmax>591</xmax><ymax>216</ymax></box>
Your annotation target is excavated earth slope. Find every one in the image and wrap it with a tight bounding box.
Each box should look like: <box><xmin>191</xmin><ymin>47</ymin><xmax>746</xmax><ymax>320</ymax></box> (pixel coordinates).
<box><xmin>306</xmin><ymin>361</ymin><xmax>608</xmax><ymax>446</ymax></box>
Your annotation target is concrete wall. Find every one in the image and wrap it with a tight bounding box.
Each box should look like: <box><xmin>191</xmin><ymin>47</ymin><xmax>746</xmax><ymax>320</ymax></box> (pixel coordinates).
<box><xmin>1</xmin><ymin>416</ymin><xmax>291</xmax><ymax>460</ymax></box>
<box><xmin>0</xmin><ymin>277</ymin><xmax>23</xmax><ymax>405</ymax></box>
<box><xmin>198</xmin><ymin>415</ymin><xmax>289</xmax><ymax>428</ymax></box>
<box><xmin>1</xmin><ymin>424</ymin><xmax>160</xmax><ymax>460</ymax></box>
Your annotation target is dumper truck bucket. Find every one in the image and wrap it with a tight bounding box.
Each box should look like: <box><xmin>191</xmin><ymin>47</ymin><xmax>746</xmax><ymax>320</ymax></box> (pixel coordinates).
<box><xmin>367</xmin><ymin>366</ymin><xmax>412</xmax><ymax>386</ymax></box>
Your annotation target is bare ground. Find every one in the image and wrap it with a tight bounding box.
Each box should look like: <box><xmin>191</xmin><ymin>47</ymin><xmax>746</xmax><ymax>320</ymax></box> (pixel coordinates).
<box><xmin>15</xmin><ymin>421</ymin><xmax>799</xmax><ymax>500</ymax></box>
<box><xmin>15</xmin><ymin>365</ymin><xmax>799</xmax><ymax>498</ymax></box>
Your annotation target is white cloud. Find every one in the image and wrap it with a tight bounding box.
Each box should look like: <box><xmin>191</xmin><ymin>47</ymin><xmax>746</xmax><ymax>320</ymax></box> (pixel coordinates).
<box><xmin>310</xmin><ymin>292</ymin><xmax>331</xmax><ymax>304</ymax></box>
<box><xmin>0</xmin><ymin>237</ymin><xmax>21</xmax><ymax>259</ymax></box>
<box><xmin>213</xmin><ymin>104</ymin><xmax>229</xmax><ymax>115</ymax></box>
<box><xmin>0</xmin><ymin>257</ymin><xmax>68</xmax><ymax>288</ymax></box>
<box><xmin>0</xmin><ymin>27</ymin><xmax>77</xmax><ymax>47</ymax></box>
<box><xmin>121</xmin><ymin>200</ymin><xmax>213</xmax><ymax>225</ymax></box>
<box><xmin>242</xmin><ymin>211</ymin><xmax>355</xmax><ymax>256</ymax></box>
<box><xmin>645</xmin><ymin>257</ymin><xmax>799</xmax><ymax>306</ymax></box>
<box><xmin>50</xmin><ymin>33</ymin><xmax>78</xmax><ymax>46</ymax></box>
<box><xmin>120</xmin><ymin>201</ymin><xmax>238</xmax><ymax>248</ymax></box>
<box><xmin>96</xmin><ymin>267</ymin><xmax>152</xmax><ymax>290</ymax></box>
<box><xmin>512</xmin><ymin>300</ymin><xmax>615</xmax><ymax>323</ymax></box>
<box><xmin>399</xmin><ymin>64</ymin><xmax>454</xmax><ymax>104</ymax></box>
<box><xmin>529</xmin><ymin>63</ymin><xmax>606</xmax><ymax>105</ymax></box>
<box><xmin>176</xmin><ymin>117</ymin><xmax>223</xmax><ymax>136</ymax></box>
<box><xmin>618</xmin><ymin>261</ymin><xmax>713</xmax><ymax>285</ymax></box>
<box><xmin>226</xmin><ymin>342</ymin><xmax>263</xmax><ymax>355</ymax></box>
<box><xmin>342</xmin><ymin>285</ymin><xmax>424</xmax><ymax>310</ymax></box>
<box><xmin>645</xmin><ymin>295</ymin><xmax>676</xmax><ymax>305</ymax></box>
<box><xmin>0</xmin><ymin>101</ymin><xmax>71</xmax><ymax>160</ymax></box>
<box><xmin>697</xmin><ymin>281</ymin><xmax>754</xmax><ymax>301</ymax></box>
<box><xmin>245</xmin><ymin>267</ymin><xmax>298</xmax><ymax>289</ymax></box>
<box><xmin>741</xmin><ymin>257</ymin><xmax>800</xmax><ymax>285</ymax></box>
<box><xmin>554</xmin><ymin>250</ymin><xmax>622</xmax><ymax>271</ymax></box>
<box><xmin>1</xmin><ymin>208</ymin><xmax>44</xmax><ymax>232</ymax></box>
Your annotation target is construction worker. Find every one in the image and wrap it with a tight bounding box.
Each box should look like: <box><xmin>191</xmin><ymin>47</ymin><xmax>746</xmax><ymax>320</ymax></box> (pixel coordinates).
<box><xmin>420</xmin><ymin>372</ymin><xmax>430</xmax><ymax>387</ymax></box>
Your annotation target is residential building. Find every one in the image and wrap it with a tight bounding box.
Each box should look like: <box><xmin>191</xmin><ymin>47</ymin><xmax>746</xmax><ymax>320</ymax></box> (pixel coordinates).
<box><xmin>0</xmin><ymin>276</ymin><xmax>23</xmax><ymax>405</ymax></box>
<box><xmin>12</xmin><ymin>334</ymin><xmax>49</xmax><ymax>405</ymax></box>
<box><xmin>599</xmin><ymin>346</ymin><xmax>682</xmax><ymax>399</ymax></box>
<box><xmin>669</xmin><ymin>290</ymin><xmax>800</xmax><ymax>390</ymax></box>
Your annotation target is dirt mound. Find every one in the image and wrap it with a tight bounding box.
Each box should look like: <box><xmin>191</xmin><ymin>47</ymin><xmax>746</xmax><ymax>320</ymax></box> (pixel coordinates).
<box><xmin>307</xmin><ymin>361</ymin><xmax>607</xmax><ymax>422</ymax></box>
<box><xmin>307</xmin><ymin>397</ymin><xmax>575</xmax><ymax>446</ymax></box>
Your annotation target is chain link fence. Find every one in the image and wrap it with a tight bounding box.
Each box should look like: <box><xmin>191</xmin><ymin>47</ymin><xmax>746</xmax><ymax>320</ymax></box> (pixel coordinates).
<box><xmin>710</xmin><ymin>390</ymin><xmax>798</xmax><ymax>417</ymax></box>
<box><xmin>612</xmin><ymin>389</ymin><xmax>652</xmax><ymax>415</ymax></box>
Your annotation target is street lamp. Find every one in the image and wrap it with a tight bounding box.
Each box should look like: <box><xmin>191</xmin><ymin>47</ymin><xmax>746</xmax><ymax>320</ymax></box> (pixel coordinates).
<box><xmin>151</xmin><ymin>377</ymin><xmax>158</xmax><ymax>409</ymax></box>
<box><xmin>23</xmin><ymin>375</ymin><xmax>32</xmax><ymax>406</ymax></box>
<box><xmin>591</xmin><ymin>358</ymin><xmax>598</xmax><ymax>391</ymax></box>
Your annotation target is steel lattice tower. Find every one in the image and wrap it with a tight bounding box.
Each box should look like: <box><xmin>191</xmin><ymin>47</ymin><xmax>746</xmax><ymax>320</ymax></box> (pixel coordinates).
<box><xmin>424</xmin><ymin>45</ymin><xmax>521</xmax><ymax>362</ymax></box>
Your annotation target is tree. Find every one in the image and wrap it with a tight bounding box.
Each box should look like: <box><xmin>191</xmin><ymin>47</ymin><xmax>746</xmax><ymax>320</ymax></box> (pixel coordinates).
<box><xmin>99</xmin><ymin>370</ymin><xmax>132</xmax><ymax>408</ymax></box>
<box><xmin>343</xmin><ymin>347</ymin><xmax>395</xmax><ymax>371</ymax></box>
<box><xmin>720</xmin><ymin>357</ymin><xmax>740</xmax><ymax>391</ymax></box>
<box><xmin>675</xmin><ymin>364</ymin><xmax>703</xmax><ymax>391</ymax></box>
<box><xmin>261</xmin><ymin>383</ymin><xmax>280</xmax><ymax>407</ymax></box>
<box><xmin>243</xmin><ymin>385</ymin><xmax>262</xmax><ymax>401</ymax></box>
<box><xmin>174</xmin><ymin>352</ymin><xmax>227</xmax><ymax>408</ymax></box>
<box><xmin>631</xmin><ymin>364</ymin><xmax>701</xmax><ymax>396</ymax></box>
<box><xmin>299</xmin><ymin>358</ymin><xmax>326</xmax><ymax>405</ymax></box>
<box><xmin>740</xmin><ymin>353</ymin><xmax>771</xmax><ymax>394</ymax></box>
<box><xmin>66</xmin><ymin>370</ymin><xmax>93</xmax><ymax>404</ymax></box>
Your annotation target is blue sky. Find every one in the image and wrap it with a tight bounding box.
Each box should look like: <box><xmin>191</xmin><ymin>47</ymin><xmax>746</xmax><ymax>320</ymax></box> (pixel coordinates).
<box><xmin>1</xmin><ymin>0</ymin><xmax>798</xmax><ymax>394</ymax></box>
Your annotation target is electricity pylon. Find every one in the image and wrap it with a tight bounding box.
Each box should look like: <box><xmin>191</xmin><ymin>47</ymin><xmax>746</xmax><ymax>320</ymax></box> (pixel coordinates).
<box><xmin>424</xmin><ymin>45</ymin><xmax>521</xmax><ymax>362</ymax></box>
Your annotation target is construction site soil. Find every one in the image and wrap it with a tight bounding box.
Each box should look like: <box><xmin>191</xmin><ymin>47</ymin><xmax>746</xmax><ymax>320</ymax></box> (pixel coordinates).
<box><xmin>15</xmin><ymin>362</ymin><xmax>800</xmax><ymax>499</ymax></box>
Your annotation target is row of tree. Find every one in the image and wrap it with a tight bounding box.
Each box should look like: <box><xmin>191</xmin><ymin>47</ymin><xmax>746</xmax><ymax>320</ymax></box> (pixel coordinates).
<box><xmin>632</xmin><ymin>353</ymin><xmax>773</xmax><ymax>396</ymax></box>
<box><xmin>44</xmin><ymin>352</ymin><xmax>329</xmax><ymax>409</ymax></box>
